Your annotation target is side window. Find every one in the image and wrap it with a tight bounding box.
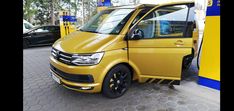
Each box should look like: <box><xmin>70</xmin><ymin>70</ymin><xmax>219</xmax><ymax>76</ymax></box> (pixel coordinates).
<box><xmin>131</xmin><ymin>8</ymin><xmax>152</xmax><ymax>26</ymax></box>
<box><xmin>135</xmin><ymin>4</ymin><xmax>190</xmax><ymax>39</ymax></box>
<box><xmin>33</xmin><ymin>27</ymin><xmax>49</xmax><ymax>33</ymax></box>
<box><xmin>52</xmin><ymin>26</ymin><xmax>60</xmax><ymax>32</ymax></box>
<box><xmin>137</xmin><ymin>12</ymin><xmax>156</xmax><ymax>38</ymax></box>
<box><xmin>47</xmin><ymin>26</ymin><xmax>57</xmax><ymax>32</ymax></box>
<box><xmin>44</xmin><ymin>26</ymin><xmax>53</xmax><ymax>32</ymax></box>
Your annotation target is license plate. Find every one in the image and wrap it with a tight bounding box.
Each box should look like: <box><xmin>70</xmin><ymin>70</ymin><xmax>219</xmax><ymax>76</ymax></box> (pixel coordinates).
<box><xmin>51</xmin><ymin>72</ymin><xmax>61</xmax><ymax>84</ymax></box>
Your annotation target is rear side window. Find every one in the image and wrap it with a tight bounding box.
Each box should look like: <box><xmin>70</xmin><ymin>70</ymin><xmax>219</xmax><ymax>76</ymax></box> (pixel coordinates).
<box><xmin>156</xmin><ymin>6</ymin><xmax>187</xmax><ymax>37</ymax></box>
<box><xmin>33</xmin><ymin>27</ymin><xmax>49</xmax><ymax>33</ymax></box>
<box><xmin>47</xmin><ymin>26</ymin><xmax>60</xmax><ymax>32</ymax></box>
<box><xmin>54</xmin><ymin>27</ymin><xmax>60</xmax><ymax>32</ymax></box>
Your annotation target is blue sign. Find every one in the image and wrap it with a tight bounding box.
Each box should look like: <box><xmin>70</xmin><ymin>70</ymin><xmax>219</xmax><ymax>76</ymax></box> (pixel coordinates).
<box><xmin>97</xmin><ymin>0</ymin><xmax>111</xmax><ymax>7</ymax></box>
<box><xmin>198</xmin><ymin>76</ymin><xmax>220</xmax><ymax>90</ymax></box>
<box><xmin>62</xmin><ymin>16</ymin><xmax>77</xmax><ymax>22</ymax></box>
<box><xmin>206</xmin><ymin>0</ymin><xmax>220</xmax><ymax>16</ymax></box>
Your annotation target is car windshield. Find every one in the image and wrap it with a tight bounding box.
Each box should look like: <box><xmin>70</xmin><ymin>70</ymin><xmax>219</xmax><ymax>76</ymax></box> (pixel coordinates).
<box><xmin>24</xmin><ymin>26</ymin><xmax>41</xmax><ymax>34</ymax></box>
<box><xmin>24</xmin><ymin>23</ymin><xmax>33</xmax><ymax>29</ymax></box>
<box><xmin>79</xmin><ymin>8</ymin><xmax>134</xmax><ymax>34</ymax></box>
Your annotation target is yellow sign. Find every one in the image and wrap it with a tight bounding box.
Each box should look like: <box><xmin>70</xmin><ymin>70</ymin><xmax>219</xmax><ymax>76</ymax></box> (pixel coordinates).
<box><xmin>59</xmin><ymin>11</ymin><xmax>77</xmax><ymax>38</ymax></box>
<box><xmin>97</xmin><ymin>6</ymin><xmax>108</xmax><ymax>12</ymax></box>
<box><xmin>208</xmin><ymin>0</ymin><xmax>213</xmax><ymax>7</ymax></box>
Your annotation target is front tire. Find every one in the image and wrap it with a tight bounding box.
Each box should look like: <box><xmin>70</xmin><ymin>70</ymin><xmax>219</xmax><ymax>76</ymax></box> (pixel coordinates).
<box><xmin>102</xmin><ymin>64</ymin><xmax>132</xmax><ymax>98</ymax></box>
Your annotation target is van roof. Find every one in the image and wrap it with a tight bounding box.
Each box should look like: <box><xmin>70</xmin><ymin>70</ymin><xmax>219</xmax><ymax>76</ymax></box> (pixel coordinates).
<box><xmin>109</xmin><ymin>0</ymin><xmax>194</xmax><ymax>9</ymax></box>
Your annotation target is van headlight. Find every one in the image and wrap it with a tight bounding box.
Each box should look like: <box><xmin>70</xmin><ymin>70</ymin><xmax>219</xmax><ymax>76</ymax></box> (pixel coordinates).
<box><xmin>71</xmin><ymin>52</ymin><xmax>104</xmax><ymax>65</ymax></box>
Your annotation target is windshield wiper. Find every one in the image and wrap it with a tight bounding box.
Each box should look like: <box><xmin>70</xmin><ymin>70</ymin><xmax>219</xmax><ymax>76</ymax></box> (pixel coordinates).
<box><xmin>79</xmin><ymin>29</ymin><xmax>84</xmax><ymax>31</ymax></box>
<box><xmin>86</xmin><ymin>30</ymin><xmax>99</xmax><ymax>33</ymax></box>
<box><xmin>80</xmin><ymin>29</ymin><xmax>101</xmax><ymax>34</ymax></box>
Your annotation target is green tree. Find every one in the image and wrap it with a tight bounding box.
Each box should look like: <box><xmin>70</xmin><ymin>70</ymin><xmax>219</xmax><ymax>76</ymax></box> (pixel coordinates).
<box><xmin>23</xmin><ymin>0</ymin><xmax>98</xmax><ymax>26</ymax></box>
<box><xmin>23</xmin><ymin>0</ymin><xmax>37</xmax><ymax>23</ymax></box>
<box><xmin>34</xmin><ymin>0</ymin><xmax>52</xmax><ymax>25</ymax></box>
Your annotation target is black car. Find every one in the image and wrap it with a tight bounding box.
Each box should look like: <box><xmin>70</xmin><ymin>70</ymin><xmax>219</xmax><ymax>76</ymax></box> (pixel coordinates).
<box><xmin>23</xmin><ymin>25</ymin><xmax>60</xmax><ymax>48</ymax></box>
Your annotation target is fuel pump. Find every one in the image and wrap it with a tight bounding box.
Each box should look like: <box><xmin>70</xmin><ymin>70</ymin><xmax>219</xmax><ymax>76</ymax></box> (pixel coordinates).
<box><xmin>59</xmin><ymin>11</ymin><xmax>77</xmax><ymax>38</ymax></box>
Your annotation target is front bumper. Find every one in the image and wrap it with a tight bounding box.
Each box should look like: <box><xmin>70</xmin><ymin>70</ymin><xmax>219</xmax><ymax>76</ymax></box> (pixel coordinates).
<box><xmin>49</xmin><ymin>56</ymin><xmax>103</xmax><ymax>93</ymax></box>
<box><xmin>50</xmin><ymin>64</ymin><xmax>94</xmax><ymax>83</ymax></box>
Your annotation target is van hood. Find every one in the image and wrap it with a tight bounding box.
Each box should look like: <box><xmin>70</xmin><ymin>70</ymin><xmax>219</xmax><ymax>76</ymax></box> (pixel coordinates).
<box><xmin>53</xmin><ymin>31</ymin><xmax>117</xmax><ymax>53</ymax></box>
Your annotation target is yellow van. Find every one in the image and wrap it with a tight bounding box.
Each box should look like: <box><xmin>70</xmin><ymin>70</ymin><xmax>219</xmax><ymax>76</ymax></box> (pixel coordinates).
<box><xmin>50</xmin><ymin>1</ymin><xmax>198</xmax><ymax>98</ymax></box>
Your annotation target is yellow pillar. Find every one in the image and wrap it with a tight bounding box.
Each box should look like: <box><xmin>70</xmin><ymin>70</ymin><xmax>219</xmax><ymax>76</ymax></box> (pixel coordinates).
<box><xmin>97</xmin><ymin>6</ymin><xmax>108</xmax><ymax>12</ymax></box>
<box><xmin>59</xmin><ymin>11</ymin><xmax>68</xmax><ymax>38</ymax></box>
<box><xmin>59</xmin><ymin>11</ymin><xmax>77</xmax><ymax>38</ymax></box>
<box><xmin>198</xmin><ymin>0</ymin><xmax>220</xmax><ymax>90</ymax></box>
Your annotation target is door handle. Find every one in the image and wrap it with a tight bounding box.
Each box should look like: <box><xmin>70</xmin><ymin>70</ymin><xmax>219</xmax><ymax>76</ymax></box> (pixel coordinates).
<box><xmin>174</xmin><ymin>40</ymin><xmax>184</xmax><ymax>46</ymax></box>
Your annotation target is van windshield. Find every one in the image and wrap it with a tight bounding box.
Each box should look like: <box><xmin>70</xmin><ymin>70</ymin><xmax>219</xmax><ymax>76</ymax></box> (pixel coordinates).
<box><xmin>79</xmin><ymin>8</ymin><xmax>134</xmax><ymax>34</ymax></box>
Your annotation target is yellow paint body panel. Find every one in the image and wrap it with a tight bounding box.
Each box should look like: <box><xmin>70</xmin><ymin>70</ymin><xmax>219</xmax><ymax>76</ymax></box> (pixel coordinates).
<box><xmin>199</xmin><ymin>16</ymin><xmax>220</xmax><ymax>81</ymax></box>
<box><xmin>50</xmin><ymin>48</ymin><xmax>128</xmax><ymax>93</ymax></box>
<box><xmin>128</xmin><ymin>38</ymin><xmax>192</xmax><ymax>81</ymax></box>
<box><xmin>59</xmin><ymin>21</ymin><xmax>66</xmax><ymax>38</ymax></box>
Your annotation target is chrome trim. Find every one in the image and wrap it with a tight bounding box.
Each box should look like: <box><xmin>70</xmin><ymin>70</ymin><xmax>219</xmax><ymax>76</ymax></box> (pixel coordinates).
<box><xmin>51</xmin><ymin>52</ymin><xmax>57</xmax><ymax>57</ymax></box>
<box><xmin>60</xmin><ymin>53</ymin><xmax>72</xmax><ymax>58</ymax></box>
<box><xmin>59</xmin><ymin>57</ymin><xmax>70</xmax><ymax>62</ymax></box>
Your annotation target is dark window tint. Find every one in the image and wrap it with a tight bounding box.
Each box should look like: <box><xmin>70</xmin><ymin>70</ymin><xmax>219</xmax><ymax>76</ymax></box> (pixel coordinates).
<box><xmin>131</xmin><ymin>8</ymin><xmax>152</xmax><ymax>26</ymax></box>
<box><xmin>47</xmin><ymin>26</ymin><xmax>60</xmax><ymax>32</ymax></box>
<box><xmin>33</xmin><ymin>27</ymin><xmax>49</xmax><ymax>33</ymax></box>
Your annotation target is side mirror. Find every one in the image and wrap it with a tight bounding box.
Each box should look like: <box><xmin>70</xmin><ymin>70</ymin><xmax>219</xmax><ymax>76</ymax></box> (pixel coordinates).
<box><xmin>129</xmin><ymin>28</ymin><xmax>144</xmax><ymax>40</ymax></box>
<box><xmin>76</xmin><ymin>27</ymin><xmax>80</xmax><ymax>31</ymax></box>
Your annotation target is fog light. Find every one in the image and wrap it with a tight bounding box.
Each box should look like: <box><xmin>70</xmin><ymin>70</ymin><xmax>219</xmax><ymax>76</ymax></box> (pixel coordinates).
<box><xmin>80</xmin><ymin>86</ymin><xmax>92</xmax><ymax>90</ymax></box>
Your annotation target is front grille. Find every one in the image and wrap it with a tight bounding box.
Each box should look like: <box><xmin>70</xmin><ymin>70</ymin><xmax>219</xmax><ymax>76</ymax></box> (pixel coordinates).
<box><xmin>50</xmin><ymin>64</ymin><xmax>94</xmax><ymax>83</ymax></box>
<box><xmin>51</xmin><ymin>48</ymin><xmax>73</xmax><ymax>65</ymax></box>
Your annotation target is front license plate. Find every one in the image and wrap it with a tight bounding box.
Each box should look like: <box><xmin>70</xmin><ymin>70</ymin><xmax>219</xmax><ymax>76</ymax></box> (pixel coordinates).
<box><xmin>51</xmin><ymin>72</ymin><xmax>61</xmax><ymax>84</ymax></box>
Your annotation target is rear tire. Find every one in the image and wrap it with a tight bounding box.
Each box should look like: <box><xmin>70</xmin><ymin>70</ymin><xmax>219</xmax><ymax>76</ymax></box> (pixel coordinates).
<box><xmin>102</xmin><ymin>64</ymin><xmax>132</xmax><ymax>98</ymax></box>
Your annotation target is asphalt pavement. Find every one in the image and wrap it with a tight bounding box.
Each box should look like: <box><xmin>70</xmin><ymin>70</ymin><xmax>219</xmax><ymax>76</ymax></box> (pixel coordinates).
<box><xmin>23</xmin><ymin>46</ymin><xmax>220</xmax><ymax>111</ymax></box>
